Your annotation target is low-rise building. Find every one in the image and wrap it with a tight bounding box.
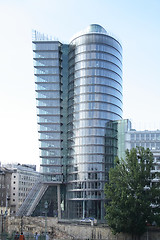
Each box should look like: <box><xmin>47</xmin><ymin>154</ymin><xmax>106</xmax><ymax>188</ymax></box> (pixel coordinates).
<box><xmin>0</xmin><ymin>164</ymin><xmax>40</xmax><ymax>215</ymax></box>
<box><xmin>0</xmin><ymin>167</ymin><xmax>12</xmax><ymax>215</ymax></box>
<box><xmin>117</xmin><ymin>119</ymin><xmax>160</xmax><ymax>183</ymax></box>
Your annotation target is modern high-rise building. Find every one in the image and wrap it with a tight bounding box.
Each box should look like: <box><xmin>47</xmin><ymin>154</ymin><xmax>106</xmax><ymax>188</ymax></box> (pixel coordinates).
<box><xmin>66</xmin><ymin>25</ymin><xmax>123</xmax><ymax>219</ymax></box>
<box><xmin>18</xmin><ymin>24</ymin><xmax>123</xmax><ymax>221</ymax></box>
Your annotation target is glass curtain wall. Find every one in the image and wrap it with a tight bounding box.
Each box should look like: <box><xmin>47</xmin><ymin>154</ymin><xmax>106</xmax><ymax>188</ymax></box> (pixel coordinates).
<box><xmin>33</xmin><ymin>40</ymin><xmax>63</xmax><ymax>182</ymax></box>
<box><xmin>67</xmin><ymin>24</ymin><xmax>123</xmax><ymax>220</ymax></box>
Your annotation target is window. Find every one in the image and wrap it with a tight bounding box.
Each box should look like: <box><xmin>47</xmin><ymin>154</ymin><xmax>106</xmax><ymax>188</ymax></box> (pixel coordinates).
<box><xmin>146</xmin><ymin>134</ymin><xmax>150</xmax><ymax>140</ymax></box>
<box><xmin>156</xmin><ymin>142</ymin><xmax>160</xmax><ymax>150</ymax></box>
<box><xmin>151</xmin><ymin>133</ymin><xmax>155</xmax><ymax>140</ymax></box>
<box><xmin>131</xmin><ymin>134</ymin><xmax>135</xmax><ymax>141</ymax></box>
<box><xmin>151</xmin><ymin>142</ymin><xmax>155</xmax><ymax>149</ymax></box>
<box><xmin>156</xmin><ymin>134</ymin><xmax>160</xmax><ymax>140</ymax></box>
<box><xmin>141</xmin><ymin>134</ymin><xmax>145</xmax><ymax>141</ymax></box>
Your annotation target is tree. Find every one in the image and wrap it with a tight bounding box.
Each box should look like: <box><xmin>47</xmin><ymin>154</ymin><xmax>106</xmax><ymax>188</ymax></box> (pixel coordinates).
<box><xmin>104</xmin><ymin>147</ymin><xmax>160</xmax><ymax>240</ymax></box>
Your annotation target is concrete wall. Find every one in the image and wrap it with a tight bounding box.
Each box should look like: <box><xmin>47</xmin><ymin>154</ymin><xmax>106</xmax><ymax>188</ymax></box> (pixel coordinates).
<box><xmin>2</xmin><ymin>216</ymin><xmax>160</xmax><ymax>240</ymax></box>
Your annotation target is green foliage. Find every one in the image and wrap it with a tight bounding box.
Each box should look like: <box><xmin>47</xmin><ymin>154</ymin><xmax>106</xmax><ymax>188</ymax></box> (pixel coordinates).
<box><xmin>104</xmin><ymin>147</ymin><xmax>160</xmax><ymax>238</ymax></box>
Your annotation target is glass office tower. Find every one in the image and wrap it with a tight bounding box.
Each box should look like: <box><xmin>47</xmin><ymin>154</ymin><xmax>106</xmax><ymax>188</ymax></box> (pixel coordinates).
<box><xmin>33</xmin><ymin>24</ymin><xmax>123</xmax><ymax>220</ymax></box>
<box><xmin>67</xmin><ymin>24</ymin><xmax>122</xmax><ymax>219</ymax></box>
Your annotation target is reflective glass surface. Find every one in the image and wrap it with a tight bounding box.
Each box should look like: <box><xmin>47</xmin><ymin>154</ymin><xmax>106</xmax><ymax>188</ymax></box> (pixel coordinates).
<box><xmin>67</xmin><ymin>31</ymin><xmax>122</xmax><ymax>205</ymax></box>
<box><xmin>33</xmin><ymin>27</ymin><xmax>123</xmax><ymax>219</ymax></box>
<box><xmin>33</xmin><ymin>41</ymin><xmax>63</xmax><ymax>180</ymax></box>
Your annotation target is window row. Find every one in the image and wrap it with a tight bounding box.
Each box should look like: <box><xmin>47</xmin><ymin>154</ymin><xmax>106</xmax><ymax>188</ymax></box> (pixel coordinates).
<box><xmin>68</xmin><ymin>136</ymin><xmax>104</xmax><ymax>146</ymax></box>
<box><xmin>42</xmin><ymin>175</ymin><xmax>63</xmax><ymax>182</ymax></box>
<box><xmin>69</xmin><ymin>85</ymin><xmax>122</xmax><ymax>99</ymax></box>
<box><xmin>38</xmin><ymin>124</ymin><xmax>61</xmax><ymax>132</ymax></box>
<box><xmin>70</xmin><ymin>110</ymin><xmax>121</xmax><ymax>121</ymax></box>
<box><xmin>37</xmin><ymin>107</ymin><xmax>60</xmax><ymax>115</ymax></box>
<box><xmin>38</xmin><ymin>115</ymin><xmax>61</xmax><ymax>123</ymax></box>
<box><xmin>70</xmin><ymin>69</ymin><xmax>122</xmax><ymax>83</ymax></box>
<box><xmin>70</xmin><ymin>102</ymin><xmax>122</xmax><ymax>114</ymax></box>
<box><xmin>72</xmin><ymin>66</ymin><xmax>121</xmax><ymax>81</ymax></box>
<box><xmin>68</xmin><ymin>145</ymin><xmax>105</xmax><ymax>155</ymax></box>
<box><xmin>33</xmin><ymin>42</ymin><xmax>60</xmax><ymax>51</ymax></box>
<box><xmin>19</xmin><ymin>174</ymin><xmax>38</xmax><ymax>180</ymax></box>
<box><xmin>33</xmin><ymin>51</ymin><xmax>59</xmax><ymax>59</ymax></box>
<box><xmin>71</xmin><ymin>93</ymin><xmax>122</xmax><ymax>106</ymax></box>
<box><xmin>35</xmin><ymin>75</ymin><xmax>60</xmax><ymax>83</ymax></box>
<box><xmin>40</xmin><ymin>149</ymin><xmax>61</xmax><ymax>157</ymax></box>
<box><xmin>71</xmin><ymin>34</ymin><xmax>122</xmax><ymax>53</ymax></box>
<box><xmin>69</xmin><ymin>81</ymin><xmax>122</xmax><ymax>94</ymax></box>
<box><xmin>35</xmin><ymin>83</ymin><xmax>61</xmax><ymax>91</ymax></box>
<box><xmin>37</xmin><ymin>99</ymin><xmax>60</xmax><ymax>107</ymax></box>
<box><xmin>72</xmin><ymin>76</ymin><xmax>122</xmax><ymax>90</ymax></box>
<box><xmin>67</xmin><ymin>172</ymin><xmax>103</xmax><ymax>181</ymax></box>
<box><xmin>131</xmin><ymin>142</ymin><xmax>160</xmax><ymax>150</ymax></box>
<box><xmin>40</xmin><ymin>166</ymin><xmax>62</xmax><ymax>173</ymax></box>
<box><xmin>70</xmin><ymin>43</ymin><xmax>122</xmax><ymax>62</ymax></box>
<box><xmin>68</xmin><ymin>164</ymin><xmax>103</xmax><ymax>172</ymax></box>
<box><xmin>34</xmin><ymin>67</ymin><xmax>59</xmax><ymax>75</ymax></box>
<box><xmin>67</xmin><ymin>154</ymin><xmax>104</xmax><ymax>164</ymax></box>
<box><xmin>131</xmin><ymin>133</ymin><xmax>160</xmax><ymax>141</ymax></box>
<box><xmin>39</xmin><ymin>132</ymin><xmax>61</xmax><ymax>140</ymax></box>
<box><xmin>68</xmin><ymin>181</ymin><xmax>102</xmax><ymax>190</ymax></box>
<box><xmin>41</xmin><ymin>158</ymin><xmax>62</xmax><ymax>165</ymax></box>
<box><xmin>70</xmin><ymin>118</ymin><xmax>117</xmax><ymax>129</ymax></box>
<box><xmin>40</xmin><ymin>140</ymin><xmax>61</xmax><ymax>148</ymax></box>
<box><xmin>69</xmin><ymin>60</ymin><xmax>122</xmax><ymax>76</ymax></box>
<box><xmin>68</xmin><ymin>111</ymin><xmax>121</xmax><ymax>123</ymax></box>
<box><xmin>36</xmin><ymin>91</ymin><xmax>60</xmax><ymax>99</ymax></box>
<box><xmin>68</xmin><ymin>146</ymin><xmax>116</xmax><ymax>156</ymax></box>
<box><xmin>69</xmin><ymin>50</ymin><xmax>122</xmax><ymax>66</ymax></box>
<box><xmin>34</xmin><ymin>59</ymin><xmax>60</xmax><ymax>67</ymax></box>
<box><xmin>67</xmin><ymin>191</ymin><xmax>101</xmax><ymax>199</ymax></box>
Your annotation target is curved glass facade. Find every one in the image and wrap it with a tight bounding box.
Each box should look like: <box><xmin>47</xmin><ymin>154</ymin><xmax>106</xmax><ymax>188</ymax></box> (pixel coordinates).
<box><xmin>33</xmin><ymin>25</ymin><xmax>123</xmax><ymax>221</ymax></box>
<box><xmin>67</xmin><ymin>24</ymin><xmax>122</xmax><ymax>219</ymax></box>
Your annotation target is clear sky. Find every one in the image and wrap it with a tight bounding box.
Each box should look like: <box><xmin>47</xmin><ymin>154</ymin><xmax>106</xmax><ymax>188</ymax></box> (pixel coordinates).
<box><xmin>0</xmin><ymin>0</ymin><xmax>160</xmax><ymax>168</ymax></box>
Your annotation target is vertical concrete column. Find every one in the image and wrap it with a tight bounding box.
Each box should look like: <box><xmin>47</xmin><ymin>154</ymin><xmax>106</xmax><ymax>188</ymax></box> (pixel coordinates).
<box><xmin>82</xmin><ymin>200</ymin><xmax>85</xmax><ymax>219</ymax></box>
<box><xmin>0</xmin><ymin>215</ymin><xmax>2</xmax><ymax>233</ymax></box>
<box><xmin>57</xmin><ymin>185</ymin><xmax>61</xmax><ymax>220</ymax></box>
<box><xmin>101</xmin><ymin>200</ymin><xmax>104</xmax><ymax>221</ymax></box>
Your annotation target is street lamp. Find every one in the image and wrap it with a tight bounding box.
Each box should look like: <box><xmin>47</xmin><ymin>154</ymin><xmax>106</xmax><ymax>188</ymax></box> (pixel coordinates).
<box><xmin>20</xmin><ymin>216</ymin><xmax>23</xmax><ymax>233</ymax></box>
<box><xmin>44</xmin><ymin>201</ymin><xmax>48</xmax><ymax>236</ymax></box>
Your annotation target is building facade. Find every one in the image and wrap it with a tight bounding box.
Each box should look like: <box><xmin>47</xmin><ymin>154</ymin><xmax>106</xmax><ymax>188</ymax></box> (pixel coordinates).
<box><xmin>117</xmin><ymin>120</ymin><xmax>160</xmax><ymax>184</ymax></box>
<box><xmin>0</xmin><ymin>167</ymin><xmax>12</xmax><ymax>216</ymax></box>
<box><xmin>1</xmin><ymin>164</ymin><xmax>40</xmax><ymax>215</ymax></box>
<box><xmin>33</xmin><ymin>24</ymin><xmax>123</xmax><ymax>220</ymax></box>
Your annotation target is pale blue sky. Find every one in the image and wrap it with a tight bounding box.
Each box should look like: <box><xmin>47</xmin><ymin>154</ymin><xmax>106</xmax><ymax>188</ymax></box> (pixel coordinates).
<box><xmin>0</xmin><ymin>0</ymin><xmax>160</xmax><ymax>167</ymax></box>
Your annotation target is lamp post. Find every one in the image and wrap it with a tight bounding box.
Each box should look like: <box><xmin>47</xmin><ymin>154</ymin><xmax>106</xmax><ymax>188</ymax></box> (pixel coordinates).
<box><xmin>44</xmin><ymin>201</ymin><xmax>48</xmax><ymax>237</ymax></box>
<box><xmin>145</xmin><ymin>221</ymin><xmax>149</xmax><ymax>240</ymax></box>
<box><xmin>21</xmin><ymin>216</ymin><xmax>23</xmax><ymax>233</ymax></box>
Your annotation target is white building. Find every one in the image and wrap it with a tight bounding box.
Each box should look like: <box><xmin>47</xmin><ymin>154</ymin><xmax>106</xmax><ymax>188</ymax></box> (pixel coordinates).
<box><xmin>117</xmin><ymin>119</ymin><xmax>160</xmax><ymax>183</ymax></box>
<box><xmin>2</xmin><ymin>164</ymin><xmax>40</xmax><ymax>215</ymax></box>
